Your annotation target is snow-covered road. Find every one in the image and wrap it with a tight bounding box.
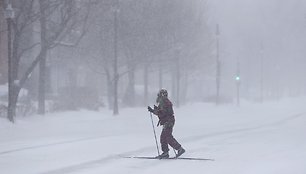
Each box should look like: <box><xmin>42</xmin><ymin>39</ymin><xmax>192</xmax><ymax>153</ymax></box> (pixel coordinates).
<box><xmin>1</xmin><ymin>98</ymin><xmax>306</xmax><ymax>174</ymax></box>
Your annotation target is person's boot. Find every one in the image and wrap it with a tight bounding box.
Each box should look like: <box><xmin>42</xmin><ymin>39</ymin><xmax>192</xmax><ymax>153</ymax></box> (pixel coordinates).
<box><xmin>156</xmin><ymin>152</ymin><xmax>169</xmax><ymax>159</ymax></box>
<box><xmin>176</xmin><ymin>147</ymin><xmax>185</xmax><ymax>158</ymax></box>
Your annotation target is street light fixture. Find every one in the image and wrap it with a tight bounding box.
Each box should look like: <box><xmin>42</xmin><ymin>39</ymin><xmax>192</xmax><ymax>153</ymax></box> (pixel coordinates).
<box><xmin>4</xmin><ymin>4</ymin><xmax>15</xmax><ymax>19</ymax></box>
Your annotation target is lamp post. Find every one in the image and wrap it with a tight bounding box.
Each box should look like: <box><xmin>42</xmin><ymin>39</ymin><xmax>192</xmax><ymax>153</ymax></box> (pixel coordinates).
<box><xmin>216</xmin><ymin>24</ymin><xmax>221</xmax><ymax>105</ymax></box>
<box><xmin>4</xmin><ymin>3</ymin><xmax>15</xmax><ymax>122</ymax></box>
<box><xmin>112</xmin><ymin>0</ymin><xmax>119</xmax><ymax>115</ymax></box>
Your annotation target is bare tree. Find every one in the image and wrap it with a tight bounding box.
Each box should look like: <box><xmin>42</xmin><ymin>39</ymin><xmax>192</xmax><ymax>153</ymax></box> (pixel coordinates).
<box><xmin>6</xmin><ymin>0</ymin><xmax>91</xmax><ymax>122</ymax></box>
<box><xmin>55</xmin><ymin>0</ymin><xmax>213</xmax><ymax>114</ymax></box>
<box><xmin>37</xmin><ymin>0</ymin><xmax>91</xmax><ymax>115</ymax></box>
<box><xmin>7</xmin><ymin>0</ymin><xmax>40</xmax><ymax>122</ymax></box>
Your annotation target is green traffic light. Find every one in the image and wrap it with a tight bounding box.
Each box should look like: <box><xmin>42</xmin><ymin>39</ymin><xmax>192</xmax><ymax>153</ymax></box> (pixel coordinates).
<box><xmin>236</xmin><ymin>76</ymin><xmax>240</xmax><ymax>81</ymax></box>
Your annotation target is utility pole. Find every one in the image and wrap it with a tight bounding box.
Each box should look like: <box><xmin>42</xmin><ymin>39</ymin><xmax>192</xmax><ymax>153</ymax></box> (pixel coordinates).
<box><xmin>113</xmin><ymin>0</ymin><xmax>119</xmax><ymax>115</ymax></box>
<box><xmin>4</xmin><ymin>2</ymin><xmax>15</xmax><ymax>122</ymax></box>
<box><xmin>260</xmin><ymin>43</ymin><xmax>264</xmax><ymax>103</ymax></box>
<box><xmin>216</xmin><ymin>24</ymin><xmax>221</xmax><ymax>105</ymax></box>
<box><xmin>236</xmin><ymin>61</ymin><xmax>240</xmax><ymax>106</ymax></box>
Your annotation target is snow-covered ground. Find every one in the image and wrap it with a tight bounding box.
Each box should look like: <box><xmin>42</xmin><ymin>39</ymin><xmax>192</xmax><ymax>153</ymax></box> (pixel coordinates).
<box><xmin>1</xmin><ymin>97</ymin><xmax>306</xmax><ymax>174</ymax></box>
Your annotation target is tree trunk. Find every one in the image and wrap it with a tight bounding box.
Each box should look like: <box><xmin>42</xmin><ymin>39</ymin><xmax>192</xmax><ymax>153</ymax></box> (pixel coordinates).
<box><xmin>7</xmin><ymin>16</ymin><xmax>20</xmax><ymax>122</ymax></box>
<box><xmin>113</xmin><ymin>74</ymin><xmax>119</xmax><ymax>115</ymax></box>
<box><xmin>123</xmin><ymin>66</ymin><xmax>135</xmax><ymax>107</ymax></box>
<box><xmin>176</xmin><ymin>56</ymin><xmax>180</xmax><ymax>107</ymax></box>
<box><xmin>7</xmin><ymin>88</ymin><xmax>19</xmax><ymax>123</ymax></box>
<box><xmin>158</xmin><ymin>58</ymin><xmax>163</xmax><ymax>89</ymax></box>
<box><xmin>144</xmin><ymin>65</ymin><xmax>148</xmax><ymax>106</ymax></box>
<box><xmin>37</xmin><ymin>0</ymin><xmax>47</xmax><ymax>115</ymax></box>
<box><xmin>122</xmin><ymin>47</ymin><xmax>136</xmax><ymax>107</ymax></box>
<box><xmin>113</xmin><ymin>1</ymin><xmax>119</xmax><ymax>115</ymax></box>
<box><xmin>171</xmin><ymin>69</ymin><xmax>175</xmax><ymax>103</ymax></box>
<box><xmin>38</xmin><ymin>54</ymin><xmax>46</xmax><ymax>115</ymax></box>
<box><xmin>105</xmin><ymin>70</ymin><xmax>113</xmax><ymax>110</ymax></box>
<box><xmin>181</xmin><ymin>72</ymin><xmax>188</xmax><ymax>105</ymax></box>
<box><xmin>7</xmin><ymin>17</ymin><xmax>14</xmax><ymax>122</ymax></box>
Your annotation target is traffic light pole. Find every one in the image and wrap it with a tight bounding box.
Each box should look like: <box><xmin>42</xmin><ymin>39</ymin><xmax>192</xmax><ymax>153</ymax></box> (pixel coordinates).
<box><xmin>236</xmin><ymin>62</ymin><xmax>240</xmax><ymax>106</ymax></box>
<box><xmin>236</xmin><ymin>80</ymin><xmax>240</xmax><ymax>106</ymax></box>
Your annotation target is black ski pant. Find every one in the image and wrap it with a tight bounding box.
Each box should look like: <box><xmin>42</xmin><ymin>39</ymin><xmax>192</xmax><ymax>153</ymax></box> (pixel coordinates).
<box><xmin>160</xmin><ymin>121</ymin><xmax>181</xmax><ymax>153</ymax></box>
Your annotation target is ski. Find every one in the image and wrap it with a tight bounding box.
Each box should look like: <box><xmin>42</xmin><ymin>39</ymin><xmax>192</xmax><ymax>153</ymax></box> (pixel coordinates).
<box><xmin>121</xmin><ymin>156</ymin><xmax>214</xmax><ymax>161</ymax></box>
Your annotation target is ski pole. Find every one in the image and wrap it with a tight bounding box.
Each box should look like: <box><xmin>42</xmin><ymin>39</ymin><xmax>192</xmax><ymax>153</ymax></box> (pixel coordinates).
<box><xmin>172</xmin><ymin>147</ymin><xmax>177</xmax><ymax>156</ymax></box>
<box><xmin>149</xmin><ymin>112</ymin><xmax>160</xmax><ymax>156</ymax></box>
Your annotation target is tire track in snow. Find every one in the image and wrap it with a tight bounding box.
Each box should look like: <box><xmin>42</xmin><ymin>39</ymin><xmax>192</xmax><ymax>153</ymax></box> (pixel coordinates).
<box><xmin>40</xmin><ymin>148</ymin><xmax>165</xmax><ymax>174</ymax></box>
<box><xmin>182</xmin><ymin>112</ymin><xmax>306</xmax><ymax>144</ymax></box>
<box><xmin>0</xmin><ymin>136</ymin><xmax>111</xmax><ymax>155</ymax></box>
<box><xmin>40</xmin><ymin>155</ymin><xmax>118</xmax><ymax>174</ymax></box>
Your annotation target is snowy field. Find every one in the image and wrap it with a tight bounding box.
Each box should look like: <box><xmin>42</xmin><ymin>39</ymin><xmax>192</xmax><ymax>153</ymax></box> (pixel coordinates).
<box><xmin>1</xmin><ymin>97</ymin><xmax>306</xmax><ymax>174</ymax></box>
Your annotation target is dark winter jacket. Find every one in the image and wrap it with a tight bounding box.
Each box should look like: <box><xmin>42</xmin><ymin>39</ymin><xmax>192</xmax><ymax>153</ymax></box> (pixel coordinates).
<box><xmin>153</xmin><ymin>98</ymin><xmax>175</xmax><ymax>125</ymax></box>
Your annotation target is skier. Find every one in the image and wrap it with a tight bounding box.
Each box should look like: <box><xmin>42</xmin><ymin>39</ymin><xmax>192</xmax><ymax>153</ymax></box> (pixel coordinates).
<box><xmin>148</xmin><ymin>89</ymin><xmax>185</xmax><ymax>159</ymax></box>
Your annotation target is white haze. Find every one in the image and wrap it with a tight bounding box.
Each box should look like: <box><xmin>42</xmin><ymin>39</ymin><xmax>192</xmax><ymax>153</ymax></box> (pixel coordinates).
<box><xmin>207</xmin><ymin>0</ymin><xmax>306</xmax><ymax>100</ymax></box>
<box><xmin>1</xmin><ymin>0</ymin><xmax>306</xmax><ymax>173</ymax></box>
<box><xmin>39</xmin><ymin>0</ymin><xmax>306</xmax><ymax>106</ymax></box>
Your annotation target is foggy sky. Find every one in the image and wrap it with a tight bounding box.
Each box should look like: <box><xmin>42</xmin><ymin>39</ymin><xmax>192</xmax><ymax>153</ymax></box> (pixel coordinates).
<box><xmin>208</xmin><ymin>0</ymin><xmax>306</xmax><ymax>99</ymax></box>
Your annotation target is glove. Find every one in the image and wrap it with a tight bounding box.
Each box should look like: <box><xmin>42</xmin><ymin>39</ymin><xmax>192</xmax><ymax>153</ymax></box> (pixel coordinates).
<box><xmin>148</xmin><ymin>106</ymin><xmax>154</xmax><ymax>113</ymax></box>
